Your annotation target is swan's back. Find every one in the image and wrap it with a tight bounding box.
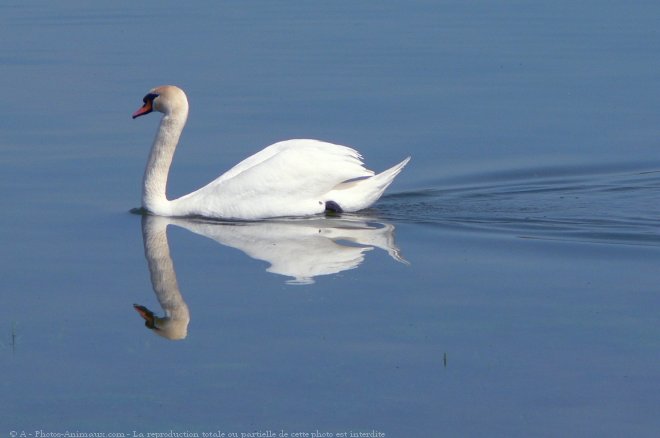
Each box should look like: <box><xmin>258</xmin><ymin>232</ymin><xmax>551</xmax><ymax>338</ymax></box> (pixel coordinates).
<box><xmin>212</xmin><ymin>139</ymin><xmax>372</xmax><ymax>186</ymax></box>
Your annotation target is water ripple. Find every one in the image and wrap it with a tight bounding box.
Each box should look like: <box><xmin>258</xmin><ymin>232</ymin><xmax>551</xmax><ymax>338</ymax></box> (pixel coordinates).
<box><xmin>377</xmin><ymin>162</ymin><xmax>660</xmax><ymax>246</ymax></box>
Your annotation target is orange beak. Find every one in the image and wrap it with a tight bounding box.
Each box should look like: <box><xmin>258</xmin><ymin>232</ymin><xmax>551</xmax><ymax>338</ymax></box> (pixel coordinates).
<box><xmin>134</xmin><ymin>304</ymin><xmax>156</xmax><ymax>329</ymax></box>
<box><xmin>132</xmin><ymin>100</ymin><xmax>153</xmax><ymax>119</ymax></box>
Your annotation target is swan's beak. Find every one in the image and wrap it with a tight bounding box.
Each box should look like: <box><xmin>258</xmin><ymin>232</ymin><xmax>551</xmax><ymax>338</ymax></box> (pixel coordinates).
<box><xmin>132</xmin><ymin>101</ymin><xmax>153</xmax><ymax>119</ymax></box>
<box><xmin>133</xmin><ymin>304</ymin><xmax>157</xmax><ymax>329</ymax></box>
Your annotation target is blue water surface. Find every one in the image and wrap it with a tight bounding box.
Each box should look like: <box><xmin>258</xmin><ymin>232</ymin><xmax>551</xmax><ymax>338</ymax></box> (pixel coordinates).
<box><xmin>1</xmin><ymin>1</ymin><xmax>659</xmax><ymax>437</ymax></box>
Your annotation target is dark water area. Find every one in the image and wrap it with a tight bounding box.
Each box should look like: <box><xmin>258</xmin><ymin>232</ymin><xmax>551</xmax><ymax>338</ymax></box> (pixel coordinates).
<box><xmin>2</xmin><ymin>1</ymin><xmax>660</xmax><ymax>437</ymax></box>
<box><xmin>382</xmin><ymin>162</ymin><xmax>660</xmax><ymax>246</ymax></box>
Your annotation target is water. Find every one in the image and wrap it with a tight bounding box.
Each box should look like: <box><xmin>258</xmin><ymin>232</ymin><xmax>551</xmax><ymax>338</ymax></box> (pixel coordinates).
<box><xmin>2</xmin><ymin>1</ymin><xmax>660</xmax><ymax>436</ymax></box>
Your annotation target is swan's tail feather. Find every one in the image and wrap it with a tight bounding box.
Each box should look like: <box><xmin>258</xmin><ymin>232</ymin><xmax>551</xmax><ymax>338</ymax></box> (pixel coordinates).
<box><xmin>327</xmin><ymin>157</ymin><xmax>411</xmax><ymax>212</ymax></box>
<box><xmin>370</xmin><ymin>156</ymin><xmax>410</xmax><ymax>191</ymax></box>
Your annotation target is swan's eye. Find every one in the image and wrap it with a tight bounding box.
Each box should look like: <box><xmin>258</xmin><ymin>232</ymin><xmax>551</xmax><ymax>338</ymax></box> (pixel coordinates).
<box><xmin>143</xmin><ymin>93</ymin><xmax>159</xmax><ymax>104</ymax></box>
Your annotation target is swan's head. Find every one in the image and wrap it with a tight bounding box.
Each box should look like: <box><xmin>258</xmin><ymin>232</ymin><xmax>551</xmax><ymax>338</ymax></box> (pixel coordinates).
<box><xmin>133</xmin><ymin>304</ymin><xmax>189</xmax><ymax>340</ymax></box>
<box><xmin>132</xmin><ymin>85</ymin><xmax>189</xmax><ymax>119</ymax></box>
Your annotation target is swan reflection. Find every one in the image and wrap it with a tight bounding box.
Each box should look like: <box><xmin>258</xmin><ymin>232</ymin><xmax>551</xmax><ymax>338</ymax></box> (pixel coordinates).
<box><xmin>134</xmin><ymin>214</ymin><xmax>406</xmax><ymax>338</ymax></box>
<box><xmin>134</xmin><ymin>215</ymin><xmax>190</xmax><ymax>340</ymax></box>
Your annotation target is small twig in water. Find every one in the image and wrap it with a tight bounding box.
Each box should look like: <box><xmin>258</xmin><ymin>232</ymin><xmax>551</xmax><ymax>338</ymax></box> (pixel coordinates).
<box><xmin>10</xmin><ymin>322</ymin><xmax>17</xmax><ymax>354</ymax></box>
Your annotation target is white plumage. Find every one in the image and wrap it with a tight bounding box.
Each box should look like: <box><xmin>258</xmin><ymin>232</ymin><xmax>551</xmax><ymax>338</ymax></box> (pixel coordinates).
<box><xmin>133</xmin><ymin>85</ymin><xmax>410</xmax><ymax>220</ymax></box>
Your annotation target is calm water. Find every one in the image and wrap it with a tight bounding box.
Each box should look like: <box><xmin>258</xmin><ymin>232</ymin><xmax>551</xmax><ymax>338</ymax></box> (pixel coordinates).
<box><xmin>2</xmin><ymin>1</ymin><xmax>660</xmax><ymax>436</ymax></box>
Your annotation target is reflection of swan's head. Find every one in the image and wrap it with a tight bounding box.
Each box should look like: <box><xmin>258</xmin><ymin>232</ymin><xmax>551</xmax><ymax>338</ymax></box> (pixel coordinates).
<box><xmin>134</xmin><ymin>304</ymin><xmax>189</xmax><ymax>340</ymax></box>
<box><xmin>132</xmin><ymin>85</ymin><xmax>188</xmax><ymax>119</ymax></box>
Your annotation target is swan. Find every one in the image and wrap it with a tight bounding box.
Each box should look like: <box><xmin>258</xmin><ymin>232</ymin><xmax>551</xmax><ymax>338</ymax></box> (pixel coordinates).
<box><xmin>132</xmin><ymin>85</ymin><xmax>410</xmax><ymax>220</ymax></box>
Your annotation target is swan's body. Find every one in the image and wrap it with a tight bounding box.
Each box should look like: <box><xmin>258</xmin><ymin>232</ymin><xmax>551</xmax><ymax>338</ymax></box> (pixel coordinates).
<box><xmin>132</xmin><ymin>85</ymin><xmax>410</xmax><ymax>220</ymax></box>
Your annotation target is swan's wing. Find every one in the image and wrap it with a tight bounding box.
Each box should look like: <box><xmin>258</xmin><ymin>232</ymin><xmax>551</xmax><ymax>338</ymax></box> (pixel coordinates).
<box><xmin>175</xmin><ymin>139</ymin><xmax>376</xmax><ymax>218</ymax></box>
<box><xmin>206</xmin><ymin>139</ymin><xmax>374</xmax><ymax>196</ymax></box>
<box><xmin>211</xmin><ymin>140</ymin><xmax>292</xmax><ymax>185</ymax></box>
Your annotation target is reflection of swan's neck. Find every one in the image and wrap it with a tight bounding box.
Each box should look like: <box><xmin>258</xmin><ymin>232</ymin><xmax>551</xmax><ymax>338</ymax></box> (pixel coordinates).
<box><xmin>142</xmin><ymin>110</ymin><xmax>187</xmax><ymax>215</ymax></box>
<box><xmin>145</xmin><ymin>223</ymin><xmax>186</xmax><ymax>318</ymax></box>
<box><xmin>141</xmin><ymin>216</ymin><xmax>190</xmax><ymax>340</ymax></box>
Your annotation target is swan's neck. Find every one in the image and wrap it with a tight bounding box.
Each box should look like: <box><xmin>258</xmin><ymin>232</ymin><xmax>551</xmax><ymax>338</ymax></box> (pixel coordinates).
<box><xmin>142</xmin><ymin>110</ymin><xmax>188</xmax><ymax>214</ymax></box>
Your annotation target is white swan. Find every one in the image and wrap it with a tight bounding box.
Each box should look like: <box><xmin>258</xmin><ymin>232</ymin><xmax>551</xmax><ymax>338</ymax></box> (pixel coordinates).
<box><xmin>132</xmin><ymin>85</ymin><xmax>410</xmax><ymax>220</ymax></box>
